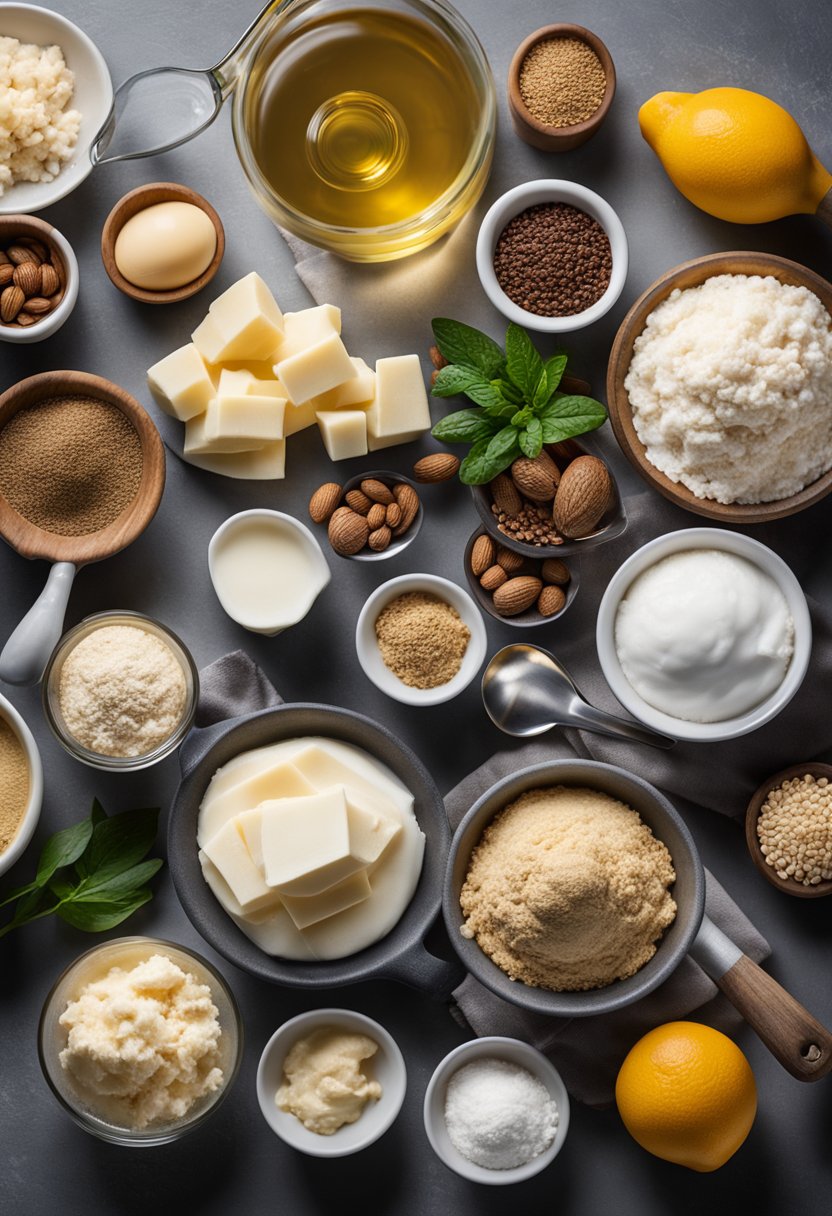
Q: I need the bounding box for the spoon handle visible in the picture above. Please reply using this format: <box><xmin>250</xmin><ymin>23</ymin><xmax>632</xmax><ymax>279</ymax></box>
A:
<box><xmin>567</xmin><ymin>698</ymin><xmax>675</xmax><ymax>749</ymax></box>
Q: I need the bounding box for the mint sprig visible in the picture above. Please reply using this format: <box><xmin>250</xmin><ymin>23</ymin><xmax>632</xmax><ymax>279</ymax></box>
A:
<box><xmin>430</xmin><ymin>318</ymin><xmax>607</xmax><ymax>485</ymax></box>
<box><xmin>0</xmin><ymin>801</ymin><xmax>163</xmax><ymax>937</ymax></box>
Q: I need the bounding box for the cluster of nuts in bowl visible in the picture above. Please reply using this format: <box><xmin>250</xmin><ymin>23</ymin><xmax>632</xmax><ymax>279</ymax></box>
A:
<box><xmin>470</xmin><ymin>532</ymin><xmax>571</xmax><ymax>617</ymax></box>
<box><xmin>309</xmin><ymin>477</ymin><xmax>421</xmax><ymax>556</ymax></box>
<box><xmin>0</xmin><ymin>235</ymin><xmax>65</xmax><ymax>328</ymax></box>
<box><xmin>490</xmin><ymin>450</ymin><xmax>613</xmax><ymax>545</ymax></box>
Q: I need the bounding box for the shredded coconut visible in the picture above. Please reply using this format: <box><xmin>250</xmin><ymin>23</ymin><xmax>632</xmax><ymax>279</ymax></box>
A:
<box><xmin>0</xmin><ymin>36</ymin><xmax>81</xmax><ymax>195</ymax></box>
<box><xmin>58</xmin><ymin>624</ymin><xmax>187</xmax><ymax>757</ymax></box>
<box><xmin>624</xmin><ymin>274</ymin><xmax>832</xmax><ymax>504</ymax></box>
<box><xmin>444</xmin><ymin>1058</ymin><xmax>558</xmax><ymax>1169</ymax></box>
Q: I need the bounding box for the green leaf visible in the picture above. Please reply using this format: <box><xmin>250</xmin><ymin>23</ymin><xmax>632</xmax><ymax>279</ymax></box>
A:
<box><xmin>49</xmin><ymin>875</ymin><xmax>77</xmax><ymax>900</ymax></box>
<box><xmin>430</xmin><ymin>364</ymin><xmax>491</xmax><ymax>399</ymax></box>
<box><xmin>539</xmin><ymin>395</ymin><xmax>608</xmax><ymax>444</ymax></box>
<box><xmin>71</xmin><ymin>858</ymin><xmax>163</xmax><ymax>903</ymax></box>
<box><xmin>8</xmin><ymin>886</ymin><xmax>52</xmax><ymax>927</ymax></box>
<box><xmin>75</xmin><ymin>807</ymin><xmax>159</xmax><ymax>883</ymax></box>
<box><xmin>431</xmin><ymin>318</ymin><xmax>504</xmax><ymax>377</ymax></box>
<box><xmin>532</xmin><ymin>369</ymin><xmax>552</xmax><ymax>411</ymax></box>
<box><xmin>543</xmin><ymin>353</ymin><xmax>568</xmax><ymax>398</ymax></box>
<box><xmin>519</xmin><ymin>418</ymin><xmax>543</xmax><ymax>458</ymax></box>
<box><xmin>432</xmin><ymin>409</ymin><xmax>500</xmax><ymax>444</ymax></box>
<box><xmin>496</xmin><ymin>379</ymin><xmax>523</xmax><ymax>407</ymax></box>
<box><xmin>57</xmin><ymin>888</ymin><xmax>154</xmax><ymax>933</ymax></box>
<box><xmin>0</xmin><ymin>880</ymin><xmax>38</xmax><ymax>909</ymax></box>
<box><xmin>35</xmin><ymin>815</ymin><xmax>96</xmax><ymax>888</ymax></box>
<box><xmin>511</xmin><ymin>408</ymin><xmax>533</xmax><ymax>428</ymax></box>
<box><xmin>484</xmin><ymin>425</ymin><xmax>522</xmax><ymax>470</ymax></box>
<box><xmin>505</xmin><ymin>323</ymin><xmax>544</xmax><ymax>400</ymax></box>
<box><xmin>459</xmin><ymin>437</ymin><xmax>502</xmax><ymax>485</ymax></box>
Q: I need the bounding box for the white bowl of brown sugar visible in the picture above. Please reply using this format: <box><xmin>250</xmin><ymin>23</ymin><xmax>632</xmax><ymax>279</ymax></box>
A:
<box><xmin>0</xmin><ymin>692</ymin><xmax>43</xmax><ymax>878</ymax></box>
<box><xmin>476</xmin><ymin>179</ymin><xmax>628</xmax><ymax>334</ymax></box>
<box><xmin>355</xmin><ymin>574</ymin><xmax>487</xmax><ymax>707</ymax></box>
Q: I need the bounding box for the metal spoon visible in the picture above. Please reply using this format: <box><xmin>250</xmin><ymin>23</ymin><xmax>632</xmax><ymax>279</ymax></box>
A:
<box><xmin>482</xmin><ymin>644</ymin><xmax>675</xmax><ymax>749</ymax></box>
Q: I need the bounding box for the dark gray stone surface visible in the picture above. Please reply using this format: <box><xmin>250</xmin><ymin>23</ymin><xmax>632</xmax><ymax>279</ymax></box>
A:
<box><xmin>1</xmin><ymin>0</ymin><xmax>831</xmax><ymax>1211</ymax></box>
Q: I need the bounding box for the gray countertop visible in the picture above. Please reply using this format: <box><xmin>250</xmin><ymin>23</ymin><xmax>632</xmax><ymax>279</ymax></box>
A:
<box><xmin>2</xmin><ymin>0</ymin><xmax>832</xmax><ymax>1212</ymax></box>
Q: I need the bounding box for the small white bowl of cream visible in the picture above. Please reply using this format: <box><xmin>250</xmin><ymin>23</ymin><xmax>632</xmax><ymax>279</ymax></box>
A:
<box><xmin>596</xmin><ymin>529</ymin><xmax>812</xmax><ymax>742</ymax></box>
<box><xmin>209</xmin><ymin>509</ymin><xmax>331</xmax><ymax>635</ymax></box>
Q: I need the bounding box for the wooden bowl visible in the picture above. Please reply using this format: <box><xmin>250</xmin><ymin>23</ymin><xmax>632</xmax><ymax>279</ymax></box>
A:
<box><xmin>606</xmin><ymin>251</ymin><xmax>832</xmax><ymax>524</ymax></box>
<box><xmin>507</xmin><ymin>24</ymin><xmax>616</xmax><ymax>152</ymax></box>
<box><xmin>745</xmin><ymin>763</ymin><xmax>832</xmax><ymax>899</ymax></box>
<box><xmin>463</xmin><ymin>529</ymin><xmax>579</xmax><ymax>628</ymax></box>
<box><xmin>0</xmin><ymin>370</ymin><xmax>165</xmax><ymax>564</ymax></box>
<box><xmin>101</xmin><ymin>182</ymin><xmax>224</xmax><ymax>304</ymax></box>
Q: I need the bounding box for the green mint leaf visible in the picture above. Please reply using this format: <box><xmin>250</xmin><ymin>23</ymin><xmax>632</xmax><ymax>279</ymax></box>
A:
<box><xmin>543</xmin><ymin>353</ymin><xmax>568</xmax><ymax>398</ymax></box>
<box><xmin>0</xmin><ymin>880</ymin><xmax>38</xmax><ymax>909</ymax></box>
<box><xmin>9</xmin><ymin>886</ymin><xmax>52</xmax><ymax>927</ymax></box>
<box><xmin>459</xmin><ymin>436</ymin><xmax>502</xmax><ymax>485</ymax></box>
<box><xmin>484</xmin><ymin>425</ymin><xmax>522</xmax><ymax>470</ymax></box>
<box><xmin>431</xmin><ymin>318</ymin><xmax>504</xmax><ymax>377</ymax></box>
<box><xmin>511</xmin><ymin>408</ymin><xmax>533</xmax><ymax>428</ymax></box>
<box><xmin>430</xmin><ymin>364</ymin><xmax>491</xmax><ymax>399</ymax></box>
<box><xmin>72</xmin><ymin>858</ymin><xmax>164</xmax><ymax>903</ymax></box>
<box><xmin>49</xmin><ymin>875</ymin><xmax>77</xmax><ymax>900</ymax></box>
<box><xmin>90</xmin><ymin>798</ymin><xmax>107</xmax><ymax>826</ymax></box>
<box><xmin>57</xmin><ymin>889</ymin><xmax>154</xmax><ymax>933</ymax></box>
<box><xmin>76</xmin><ymin>807</ymin><xmax>159</xmax><ymax>883</ymax></box>
<box><xmin>432</xmin><ymin>409</ymin><xmax>500</xmax><ymax>444</ymax></box>
<box><xmin>539</xmin><ymin>395</ymin><xmax>608</xmax><ymax>444</ymax></box>
<box><xmin>496</xmin><ymin>379</ymin><xmax>523</xmax><ymax>407</ymax></box>
<box><xmin>532</xmin><ymin>369</ymin><xmax>552</xmax><ymax>411</ymax></box>
<box><xmin>35</xmin><ymin>815</ymin><xmax>96</xmax><ymax>888</ymax></box>
<box><xmin>466</xmin><ymin>381</ymin><xmax>514</xmax><ymax>416</ymax></box>
<box><xmin>505</xmin><ymin>323</ymin><xmax>544</xmax><ymax>401</ymax></box>
<box><xmin>519</xmin><ymin>418</ymin><xmax>544</xmax><ymax>458</ymax></box>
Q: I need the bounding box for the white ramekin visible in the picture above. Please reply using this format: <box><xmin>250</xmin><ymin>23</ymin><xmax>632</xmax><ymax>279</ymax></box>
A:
<box><xmin>0</xmin><ymin>691</ymin><xmax>43</xmax><ymax>877</ymax></box>
<box><xmin>475</xmin><ymin>179</ymin><xmax>628</xmax><ymax>333</ymax></box>
<box><xmin>596</xmin><ymin>528</ymin><xmax>812</xmax><ymax>743</ymax></box>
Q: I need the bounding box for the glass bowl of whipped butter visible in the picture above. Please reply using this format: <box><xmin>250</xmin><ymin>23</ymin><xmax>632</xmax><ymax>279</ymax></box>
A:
<box><xmin>39</xmin><ymin>937</ymin><xmax>242</xmax><ymax>1146</ymax></box>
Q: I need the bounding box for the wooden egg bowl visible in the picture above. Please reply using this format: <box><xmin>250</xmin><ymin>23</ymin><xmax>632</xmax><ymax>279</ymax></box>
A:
<box><xmin>0</xmin><ymin>370</ymin><xmax>165</xmax><ymax>565</ymax></box>
<box><xmin>101</xmin><ymin>182</ymin><xmax>225</xmax><ymax>304</ymax></box>
<box><xmin>606</xmin><ymin>251</ymin><xmax>832</xmax><ymax>524</ymax></box>
<box><xmin>745</xmin><ymin>762</ymin><xmax>832</xmax><ymax>899</ymax></box>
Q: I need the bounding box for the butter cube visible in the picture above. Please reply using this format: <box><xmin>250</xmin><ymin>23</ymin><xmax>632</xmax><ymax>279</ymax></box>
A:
<box><xmin>316</xmin><ymin>409</ymin><xmax>368</xmax><ymax>461</ymax></box>
<box><xmin>276</xmin><ymin>332</ymin><xmax>357</xmax><ymax>405</ymax></box>
<box><xmin>184</xmin><ymin>409</ymin><xmax>267</xmax><ymax>455</ymax></box>
<box><xmin>291</xmin><ymin>744</ymin><xmax>407</xmax><ymax>816</ymax></box>
<box><xmin>277</xmin><ymin>304</ymin><xmax>341</xmax><ymax>358</ymax></box>
<box><xmin>346</xmin><ymin>795</ymin><xmax>401</xmax><ymax>865</ymax></box>
<box><xmin>281</xmin><ymin>871</ymin><xmax>371</xmax><ymax>930</ymax></box>
<box><xmin>147</xmin><ymin>343</ymin><xmax>215</xmax><ymax>421</ymax></box>
<box><xmin>283</xmin><ymin>398</ymin><xmax>318</xmax><ymax>437</ymax></box>
<box><xmin>191</xmin><ymin>313</ymin><xmax>229</xmax><ymax>366</ymax></box>
<box><xmin>366</xmin><ymin>354</ymin><xmax>431</xmax><ymax>450</ymax></box>
<box><xmin>261</xmin><ymin>788</ymin><xmax>364</xmax><ymax>896</ymax></box>
<box><xmin>199</xmin><ymin>851</ymin><xmax>284</xmax><ymax>925</ymax></box>
<box><xmin>202</xmin><ymin>271</ymin><xmax>285</xmax><ymax>362</ymax></box>
<box><xmin>217</xmin><ymin>367</ymin><xmax>257</xmax><ymax>396</ymax></box>
<box><xmin>201</xmin><ymin>820</ymin><xmax>281</xmax><ymax>916</ymax></box>
<box><xmin>211</xmin><ymin>392</ymin><xmax>286</xmax><ymax>442</ymax></box>
<box><xmin>185</xmin><ymin>441</ymin><xmax>286</xmax><ymax>480</ymax></box>
<box><xmin>205</xmin><ymin>762</ymin><xmax>317</xmax><ymax>846</ymax></box>
<box><xmin>313</xmin><ymin>357</ymin><xmax>376</xmax><ymax>411</ymax></box>
<box><xmin>246</xmin><ymin>377</ymin><xmax>288</xmax><ymax>398</ymax></box>
<box><xmin>218</xmin><ymin>359</ymin><xmax>283</xmax><ymax>383</ymax></box>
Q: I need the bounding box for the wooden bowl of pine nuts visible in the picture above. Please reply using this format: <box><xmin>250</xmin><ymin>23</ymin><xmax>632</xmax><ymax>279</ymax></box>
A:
<box><xmin>745</xmin><ymin>763</ymin><xmax>832</xmax><ymax>899</ymax></box>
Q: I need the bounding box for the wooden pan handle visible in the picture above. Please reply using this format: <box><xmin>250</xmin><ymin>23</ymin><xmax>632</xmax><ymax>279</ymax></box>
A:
<box><xmin>714</xmin><ymin>954</ymin><xmax>832</xmax><ymax>1082</ymax></box>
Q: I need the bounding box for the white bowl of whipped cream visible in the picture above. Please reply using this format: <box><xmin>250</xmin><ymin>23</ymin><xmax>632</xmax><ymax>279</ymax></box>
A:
<box><xmin>596</xmin><ymin>529</ymin><xmax>812</xmax><ymax>742</ymax></box>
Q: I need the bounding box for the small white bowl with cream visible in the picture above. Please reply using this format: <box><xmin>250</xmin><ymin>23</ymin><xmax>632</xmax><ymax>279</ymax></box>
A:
<box><xmin>209</xmin><ymin>509</ymin><xmax>330</xmax><ymax>635</ymax></box>
<box><xmin>596</xmin><ymin>529</ymin><xmax>811</xmax><ymax>742</ymax></box>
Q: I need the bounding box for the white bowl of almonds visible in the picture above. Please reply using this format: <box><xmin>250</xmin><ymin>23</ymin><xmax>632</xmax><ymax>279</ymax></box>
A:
<box><xmin>0</xmin><ymin>214</ymin><xmax>79</xmax><ymax>342</ymax></box>
<box><xmin>308</xmin><ymin>471</ymin><xmax>423</xmax><ymax>562</ymax></box>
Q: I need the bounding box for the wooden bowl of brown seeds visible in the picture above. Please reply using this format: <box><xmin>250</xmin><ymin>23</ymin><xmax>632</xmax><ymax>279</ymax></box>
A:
<box><xmin>463</xmin><ymin>529</ymin><xmax>579</xmax><ymax>628</ymax></box>
<box><xmin>745</xmin><ymin>763</ymin><xmax>832</xmax><ymax>899</ymax></box>
<box><xmin>0</xmin><ymin>214</ymin><xmax>79</xmax><ymax>344</ymax></box>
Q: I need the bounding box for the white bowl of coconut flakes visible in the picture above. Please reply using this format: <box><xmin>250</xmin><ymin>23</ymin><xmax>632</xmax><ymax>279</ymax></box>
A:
<box><xmin>0</xmin><ymin>4</ymin><xmax>112</xmax><ymax>213</ymax></box>
<box><xmin>606</xmin><ymin>251</ymin><xmax>832</xmax><ymax>524</ymax></box>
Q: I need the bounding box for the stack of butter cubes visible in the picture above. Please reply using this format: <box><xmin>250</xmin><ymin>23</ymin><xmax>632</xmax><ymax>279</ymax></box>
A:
<box><xmin>147</xmin><ymin>271</ymin><xmax>432</xmax><ymax>479</ymax></box>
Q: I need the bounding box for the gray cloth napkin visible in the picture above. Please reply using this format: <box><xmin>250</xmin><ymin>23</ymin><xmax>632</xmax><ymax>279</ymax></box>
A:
<box><xmin>195</xmin><ymin>650</ymin><xmax>283</xmax><ymax>726</ymax></box>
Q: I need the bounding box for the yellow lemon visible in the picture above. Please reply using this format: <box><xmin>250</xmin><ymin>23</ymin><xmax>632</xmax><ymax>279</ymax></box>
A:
<box><xmin>615</xmin><ymin>1021</ymin><xmax>757</xmax><ymax>1172</ymax></box>
<box><xmin>639</xmin><ymin>86</ymin><xmax>832</xmax><ymax>223</ymax></box>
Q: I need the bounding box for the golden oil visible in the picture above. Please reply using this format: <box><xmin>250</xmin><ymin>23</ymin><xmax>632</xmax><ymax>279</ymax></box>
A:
<box><xmin>244</xmin><ymin>6</ymin><xmax>484</xmax><ymax>233</ymax></box>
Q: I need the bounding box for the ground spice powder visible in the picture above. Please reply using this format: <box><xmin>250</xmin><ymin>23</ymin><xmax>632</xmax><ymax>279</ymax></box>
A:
<box><xmin>493</xmin><ymin>203</ymin><xmax>612</xmax><ymax>318</ymax></box>
<box><xmin>460</xmin><ymin>786</ymin><xmax>676</xmax><ymax>992</ymax></box>
<box><xmin>519</xmin><ymin>37</ymin><xmax>607</xmax><ymax>128</ymax></box>
<box><xmin>374</xmin><ymin>591</ymin><xmax>470</xmax><ymax>689</ymax></box>
<box><xmin>0</xmin><ymin>395</ymin><xmax>143</xmax><ymax>536</ymax></box>
<box><xmin>0</xmin><ymin>715</ymin><xmax>29</xmax><ymax>854</ymax></box>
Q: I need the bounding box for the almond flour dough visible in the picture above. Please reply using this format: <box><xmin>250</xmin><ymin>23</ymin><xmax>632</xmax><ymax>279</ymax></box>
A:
<box><xmin>459</xmin><ymin>786</ymin><xmax>676</xmax><ymax>992</ymax></box>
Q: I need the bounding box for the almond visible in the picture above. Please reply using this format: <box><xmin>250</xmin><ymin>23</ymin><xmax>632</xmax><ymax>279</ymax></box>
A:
<box><xmin>535</xmin><ymin>449</ymin><xmax>561</xmax><ymax>483</ymax></box>
<box><xmin>553</xmin><ymin>456</ymin><xmax>613</xmax><ymax>539</ymax></box>
<box><xmin>0</xmin><ymin>264</ymin><xmax>13</xmax><ymax>287</ymax></box>
<box><xmin>328</xmin><ymin>507</ymin><xmax>370</xmax><ymax>555</ymax></box>
<box><xmin>385</xmin><ymin>502</ymin><xmax>401</xmax><ymax>528</ymax></box>
<box><xmin>13</xmin><ymin>261</ymin><xmax>41</xmax><ymax>296</ymax></box>
<box><xmin>15</xmin><ymin>312</ymin><xmax>38</xmax><ymax>327</ymax></box>
<box><xmin>368</xmin><ymin>525</ymin><xmax>392</xmax><ymax>552</ymax></box>
<box><xmin>480</xmin><ymin>564</ymin><xmax>508</xmax><ymax>591</ymax></box>
<box><xmin>510</xmin><ymin>456</ymin><xmax>557</xmax><ymax>503</ymax></box>
<box><xmin>412</xmin><ymin>452</ymin><xmax>460</xmax><ymax>483</ymax></box>
<box><xmin>428</xmin><ymin>344</ymin><xmax>448</xmax><ymax>370</ymax></box>
<box><xmin>490</xmin><ymin>473</ymin><xmax>522</xmax><ymax>516</ymax></box>
<box><xmin>430</xmin><ymin>369</ymin><xmax>440</xmax><ymax>388</ymax></box>
<box><xmin>493</xmin><ymin>576</ymin><xmax>543</xmax><ymax>617</ymax></box>
<box><xmin>21</xmin><ymin>296</ymin><xmax>51</xmax><ymax>315</ymax></box>
<box><xmin>392</xmin><ymin>483</ymin><xmax>420</xmax><ymax>535</ymax></box>
<box><xmin>367</xmin><ymin>503</ymin><xmax>387</xmax><ymax>530</ymax></box>
<box><xmin>0</xmin><ymin>285</ymin><xmax>25</xmax><ymax>323</ymax></box>
<box><xmin>308</xmin><ymin>482</ymin><xmax>342</xmax><ymax>524</ymax></box>
<box><xmin>495</xmin><ymin>545</ymin><xmax>524</xmax><ymax>574</ymax></box>
<box><xmin>345</xmin><ymin>489</ymin><xmax>373</xmax><ymax>515</ymax></box>
<box><xmin>40</xmin><ymin>263</ymin><xmax>59</xmax><ymax>297</ymax></box>
<box><xmin>541</xmin><ymin>558</ymin><xmax>571</xmax><ymax>586</ymax></box>
<box><xmin>470</xmin><ymin>534</ymin><xmax>494</xmax><ymax>577</ymax></box>
<box><xmin>5</xmin><ymin>245</ymin><xmax>36</xmax><ymax>266</ymax></box>
<box><xmin>360</xmin><ymin>477</ymin><xmax>394</xmax><ymax>505</ymax></box>
<box><xmin>17</xmin><ymin>236</ymin><xmax>47</xmax><ymax>261</ymax></box>
<box><xmin>538</xmin><ymin>585</ymin><xmax>567</xmax><ymax>617</ymax></box>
